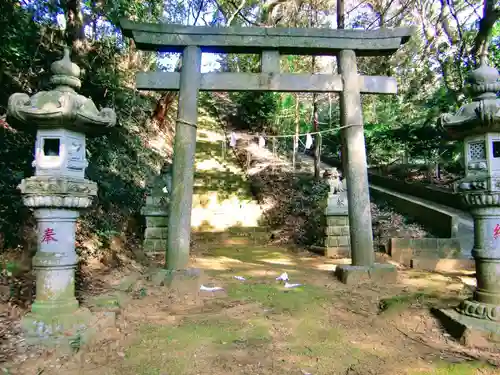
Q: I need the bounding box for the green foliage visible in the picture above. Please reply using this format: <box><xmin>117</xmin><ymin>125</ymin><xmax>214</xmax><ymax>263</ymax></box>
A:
<box><xmin>291</xmin><ymin>174</ymin><xmax>329</xmax><ymax>246</ymax></box>
<box><xmin>0</xmin><ymin>2</ymin><xmax>164</xmax><ymax>253</ymax></box>
<box><xmin>489</xmin><ymin>23</ymin><xmax>500</xmax><ymax>68</ymax></box>
<box><xmin>229</xmin><ymin>91</ymin><xmax>278</xmax><ymax>132</ymax></box>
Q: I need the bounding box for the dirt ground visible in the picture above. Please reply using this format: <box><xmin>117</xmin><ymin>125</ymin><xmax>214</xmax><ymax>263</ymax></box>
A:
<box><xmin>2</xmin><ymin>238</ymin><xmax>499</xmax><ymax>375</ymax></box>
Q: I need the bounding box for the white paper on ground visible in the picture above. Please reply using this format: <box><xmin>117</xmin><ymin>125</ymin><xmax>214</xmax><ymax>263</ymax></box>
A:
<box><xmin>276</xmin><ymin>272</ymin><xmax>289</xmax><ymax>282</ymax></box>
<box><xmin>233</xmin><ymin>276</ymin><xmax>246</xmax><ymax>281</ymax></box>
<box><xmin>200</xmin><ymin>285</ymin><xmax>224</xmax><ymax>292</ymax></box>
<box><xmin>284</xmin><ymin>282</ymin><xmax>302</xmax><ymax>288</ymax></box>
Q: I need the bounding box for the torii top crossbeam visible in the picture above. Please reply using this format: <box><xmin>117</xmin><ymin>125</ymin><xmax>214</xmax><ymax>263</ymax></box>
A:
<box><xmin>120</xmin><ymin>18</ymin><xmax>413</xmax><ymax>57</ymax></box>
<box><xmin>120</xmin><ymin>19</ymin><xmax>414</xmax><ymax>95</ymax></box>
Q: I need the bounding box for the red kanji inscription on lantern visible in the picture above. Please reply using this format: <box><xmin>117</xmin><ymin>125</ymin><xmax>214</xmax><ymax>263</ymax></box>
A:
<box><xmin>41</xmin><ymin>228</ymin><xmax>58</xmax><ymax>243</ymax></box>
<box><xmin>494</xmin><ymin>224</ymin><xmax>500</xmax><ymax>240</ymax></box>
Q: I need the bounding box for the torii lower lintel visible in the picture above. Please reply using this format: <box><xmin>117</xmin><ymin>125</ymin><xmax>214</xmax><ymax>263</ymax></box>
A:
<box><xmin>136</xmin><ymin>72</ymin><xmax>398</xmax><ymax>94</ymax></box>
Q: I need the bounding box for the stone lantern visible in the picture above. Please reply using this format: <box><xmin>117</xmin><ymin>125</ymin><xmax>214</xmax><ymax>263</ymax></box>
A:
<box><xmin>440</xmin><ymin>57</ymin><xmax>500</xmax><ymax>344</ymax></box>
<box><xmin>7</xmin><ymin>48</ymin><xmax>116</xmax><ymax>341</ymax></box>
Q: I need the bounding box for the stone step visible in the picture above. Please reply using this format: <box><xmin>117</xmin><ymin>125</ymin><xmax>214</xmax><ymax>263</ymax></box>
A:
<box><xmin>388</xmin><ymin>237</ymin><xmax>464</xmax><ymax>267</ymax></box>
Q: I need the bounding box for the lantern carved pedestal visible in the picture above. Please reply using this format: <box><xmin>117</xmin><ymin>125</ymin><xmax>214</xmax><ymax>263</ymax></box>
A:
<box><xmin>439</xmin><ymin>59</ymin><xmax>500</xmax><ymax>347</ymax></box>
<box><xmin>7</xmin><ymin>49</ymin><xmax>116</xmax><ymax>346</ymax></box>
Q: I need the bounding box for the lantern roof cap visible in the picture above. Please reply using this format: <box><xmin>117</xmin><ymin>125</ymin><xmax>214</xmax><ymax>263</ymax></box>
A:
<box><xmin>468</xmin><ymin>58</ymin><xmax>500</xmax><ymax>97</ymax></box>
<box><xmin>50</xmin><ymin>48</ymin><xmax>82</xmax><ymax>90</ymax></box>
<box><xmin>6</xmin><ymin>48</ymin><xmax>116</xmax><ymax>134</ymax></box>
<box><xmin>439</xmin><ymin>53</ymin><xmax>500</xmax><ymax>138</ymax></box>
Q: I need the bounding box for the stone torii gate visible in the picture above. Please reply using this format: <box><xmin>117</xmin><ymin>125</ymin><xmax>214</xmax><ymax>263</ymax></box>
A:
<box><xmin>120</xmin><ymin>19</ymin><xmax>413</xmax><ymax>282</ymax></box>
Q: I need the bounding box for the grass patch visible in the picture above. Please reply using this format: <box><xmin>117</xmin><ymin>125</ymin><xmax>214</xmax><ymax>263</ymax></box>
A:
<box><xmin>288</xmin><ymin>318</ymin><xmax>344</xmax><ymax>356</ymax></box>
<box><xmin>124</xmin><ymin>316</ymin><xmax>271</xmax><ymax>375</ymax></box>
<box><xmin>285</xmin><ymin>317</ymin><xmax>386</xmax><ymax>374</ymax></box>
<box><xmin>379</xmin><ymin>291</ymin><xmax>440</xmax><ymax>314</ymax></box>
<box><xmin>226</xmin><ymin>282</ymin><xmax>330</xmax><ymax>315</ymax></box>
<box><xmin>409</xmin><ymin>361</ymin><xmax>497</xmax><ymax>375</ymax></box>
<box><xmin>212</xmin><ymin>245</ymin><xmax>296</xmax><ymax>265</ymax></box>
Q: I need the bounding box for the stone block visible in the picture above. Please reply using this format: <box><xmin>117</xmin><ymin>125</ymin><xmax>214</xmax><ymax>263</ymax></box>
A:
<box><xmin>143</xmin><ymin>239</ymin><xmax>167</xmax><ymax>252</ymax></box>
<box><xmin>389</xmin><ymin>238</ymin><xmax>424</xmax><ymax>265</ymax></box>
<box><xmin>326</xmin><ymin>216</ymin><xmax>349</xmax><ymax>226</ymax></box>
<box><xmin>411</xmin><ymin>238</ymin><xmax>438</xmax><ymax>257</ymax></box>
<box><xmin>436</xmin><ymin>238</ymin><xmax>462</xmax><ymax>258</ymax></box>
<box><xmin>433</xmin><ymin>308</ymin><xmax>500</xmax><ymax>349</ymax></box>
<box><xmin>145</xmin><ymin>227</ymin><xmax>168</xmax><ymax>239</ymax></box>
<box><xmin>326</xmin><ymin>226</ymin><xmax>342</xmax><ymax>236</ymax></box>
<box><xmin>325</xmin><ymin>237</ymin><xmax>338</xmax><ymax>247</ymax></box>
<box><xmin>389</xmin><ymin>237</ymin><xmax>465</xmax><ymax>267</ymax></box>
<box><xmin>145</xmin><ymin>216</ymin><xmax>169</xmax><ymax>227</ymax></box>
<box><xmin>335</xmin><ymin>263</ymin><xmax>397</xmax><ymax>285</ymax></box>
<box><xmin>389</xmin><ymin>238</ymin><xmax>411</xmax><ymax>257</ymax></box>
<box><xmin>338</xmin><ymin>236</ymin><xmax>350</xmax><ymax>247</ymax></box>
<box><xmin>410</xmin><ymin>258</ymin><xmax>475</xmax><ymax>272</ymax></box>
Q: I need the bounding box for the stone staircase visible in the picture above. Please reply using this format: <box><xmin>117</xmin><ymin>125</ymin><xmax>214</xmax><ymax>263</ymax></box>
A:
<box><xmin>190</xmin><ymin>130</ymin><xmax>268</xmax><ymax>245</ymax></box>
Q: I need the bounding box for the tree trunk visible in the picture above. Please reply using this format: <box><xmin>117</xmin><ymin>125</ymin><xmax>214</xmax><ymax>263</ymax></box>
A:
<box><xmin>472</xmin><ymin>0</ymin><xmax>500</xmax><ymax>61</ymax></box>
<box><xmin>62</xmin><ymin>0</ymin><xmax>86</xmax><ymax>51</ymax></box>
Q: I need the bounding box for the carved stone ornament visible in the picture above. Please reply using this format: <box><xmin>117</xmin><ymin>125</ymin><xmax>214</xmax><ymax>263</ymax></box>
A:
<box><xmin>440</xmin><ymin>61</ymin><xmax>500</xmax><ymax>138</ymax></box>
<box><xmin>18</xmin><ymin>176</ymin><xmax>97</xmax><ymax>209</ymax></box>
<box><xmin>141</xmin><ymin>162</ymin><xmax>173</xmax><ymax>218</ymax></box>
<box><xmin>324</xmin><ymin>168</ymin><xmax>344</xmax><ymax>195</ymax></box>
<box><xmin>7</xmin><ymin>48</ymin><xmax>116</xmax><ymax>134</ymax></box>
<box><xmin>457</xmin><ymin>299</ymin><xmax>500</xmax><ymax>322</ymax></box>
<box><xmin>147</xmin><ymin>162</ymin><xmax>173</xmax><ymax>197</ymax></box>
<box><xmin>462</xmin><ymin>191</ymin><xmax>500</xmax><ymax>207</ymax></box>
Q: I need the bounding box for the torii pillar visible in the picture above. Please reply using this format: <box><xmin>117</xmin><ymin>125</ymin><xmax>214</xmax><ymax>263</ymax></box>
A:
<box><xmin>120</xmin><ymin>19</ymin><xmax>413</xmax><ymax>284</ymax></box>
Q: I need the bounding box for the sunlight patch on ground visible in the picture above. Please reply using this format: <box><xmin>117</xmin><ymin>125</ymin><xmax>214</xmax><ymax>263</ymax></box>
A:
<box><xmin>195</xmin><ymin>256</ymin><xmax>248</xmax><ymax>271</ymax></box>
<box><xmin>197</xmin><ymin>128</ymin><xmax>225</xmax><ymax>141</ymax></box>
<box><xmin>458</xmin><ymin>275</ymin><xmax>477</xmax><ymax>287</ymax></box>
<box><xmin>401</xmin><ymin>277</ymin><xmax>452</xmax><ymax>289</ymax></box>
<box><xmin>195</xmin><ymin>158</ymin><xmax>227</xmax><ymax>171</ymax></box>
<box><xmin>312</xmin><ymin>263</ymin><xmax>338</xmax><ymax>272</ymax></box>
